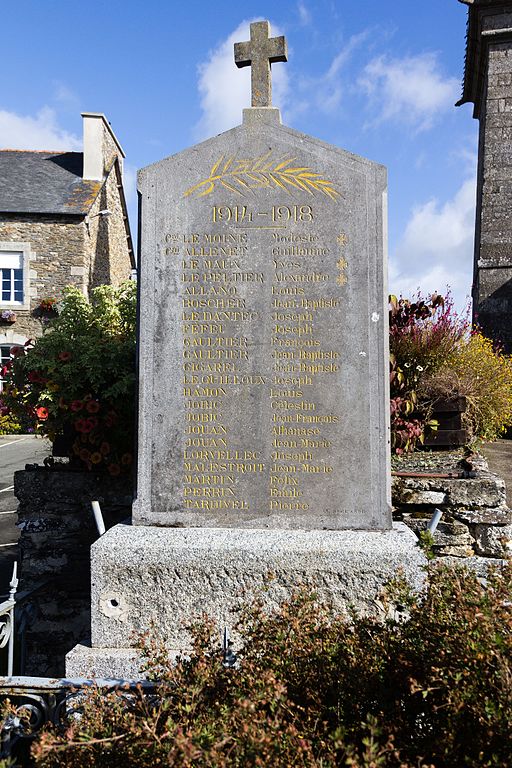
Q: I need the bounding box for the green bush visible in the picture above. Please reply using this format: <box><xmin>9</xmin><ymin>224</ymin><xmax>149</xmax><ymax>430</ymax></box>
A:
<box><xmin>1</xmin><ymin>282</ymin><xmax>136</xmax><ymax>475</ymax></box>
<box><xmin>0</xmin><ymin>411</ymin><xmax>25</xmax><ymax>435</ymax></box>
<box><xmin>30</xmin><ymin>564</ymin><xmax>512</xmax><ymax>767</ymax></box>
<box><xmin>420</xmin><ymin>331</ymin><xmax>512</xmax><ymax>442</ymax></box>
<box><xmin>390</xmin><ymin>291</ymin><xmax>512</xmax><ymax>449</ymax></box>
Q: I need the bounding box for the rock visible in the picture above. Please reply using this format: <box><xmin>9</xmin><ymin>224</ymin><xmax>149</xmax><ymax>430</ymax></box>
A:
<box><xmin>474</xmin><ymin>524</ymin><xmax>512</xmax><ymax>557</ymax></box>
<box><xmin>400</xmin><ymin>490</ymin><xmax>446</xmax><ymax>505</ymax></box>
<box><xmin>392</xmin><ymin>473</ymin><xmax>506</xmax><ymax>508</ymax></box>
<box><xmin>402</xmin><ymin>515</ymin><xmax>472</xmax><ymax>547</ymax></box>
<box><xmin>452</xmin><ymin>507</ymin><xmax>512</xmax><ymax>526</ymax></box>
<box><xmin>445</xmin><ymin>475</ymin><xmax>507</xmax><ymax>507</ymax></box>
<box><xmin>435</xmin><ymin>545</ymin><xmax>475</xmax><ymax>557</ymax></box>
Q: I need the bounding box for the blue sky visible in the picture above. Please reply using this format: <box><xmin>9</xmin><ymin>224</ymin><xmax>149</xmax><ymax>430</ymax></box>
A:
<box><xmin>1</xmin><ymin>1</ymin><xmax>477</xmax><ymax>310</ymax></box>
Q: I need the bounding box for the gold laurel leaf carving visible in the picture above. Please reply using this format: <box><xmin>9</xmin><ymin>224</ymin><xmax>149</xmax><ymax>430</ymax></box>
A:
<box><xmin>183</xmin><ymin>153</ymin><xmax>340</xmax><ymax>199</ymax></box>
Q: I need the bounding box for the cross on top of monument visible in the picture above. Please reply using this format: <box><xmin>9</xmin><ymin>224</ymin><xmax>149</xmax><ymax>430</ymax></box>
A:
<box><xmin>234</xmin><ymin>21</ymin><xmax>288</xmax><ymax>108</ymax></box>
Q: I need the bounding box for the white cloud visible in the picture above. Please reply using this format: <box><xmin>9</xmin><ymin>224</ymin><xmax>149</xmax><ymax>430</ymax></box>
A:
<box><xmin>194</xmin><ymin>20</ymin><xmax>289</xmax><ymax>140</ymax></box>
<box><xmin>297</xmin><ymin>2</ymin><xmax>311</xmax><ymax>25</ymax></box>
<box><xmin>53</xmin><ymin>82</ymin><xmax>80</xmax><ymax>110</ymax></box>
<box><xmin>390</xmin><ymin>176</ymin><xmax>477</xmax><ymax>310</ymax></box>
<box><xmin>359</xmin><ymin>53</ymin><xmax>460</xmax><ymax>131</ymax></box>
<box><xmin>0</xmin><ymin>106</ymin><xmax>81</xmax><ymax>151</ymax></box>
<box><xmin>293</xmin><ymin>30</ymin><xmax>369</xmax><ymax>117</ymax></box>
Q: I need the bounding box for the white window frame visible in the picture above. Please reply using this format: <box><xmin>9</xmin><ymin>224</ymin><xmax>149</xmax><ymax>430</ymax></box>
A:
<box><xmin>0</xmin><ymin>241</ymin><xmax>32</xmax><ymax>311</ymax></box>
<box><xmin>0</xmin><ymin>332</ymin><xmax>27</xmax><ymax>393</ymax></box>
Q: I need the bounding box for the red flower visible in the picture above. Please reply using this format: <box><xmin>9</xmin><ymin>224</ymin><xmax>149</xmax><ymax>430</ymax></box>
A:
<box><xmin>71</xmin><ymin>400</ymin><xmax>83</xmax><ymax>412</ymax></box>
<box><xmin>58</xmin><ymin>351</ymin><xmax>71</xmax><ymax>362</ymax></box>
<box><xmin>86</xmin><ymin>400</ymin><xmax>100</xmax><ymax>414</ymax></box>
<box><xmin>28</xmin><ymin>371</ymin><xmax>43</xmax><ymax>383</ymax></box>
<box><xmin>79</xmin><ymin>448</ymin><xmax>91</xmax><ymax>462</ymax></box>
<box><xmin>100</xmin><ymin>442</ymin><xmax>110</xmax><ymax>456</ymax></box>
<box><xmin>36</xmin><ymin>406</ymin><xmax>49</xmax><ymax>420</ymax></box>
<box><xmin>74</xmin><ymin>418</ymin><xmax>88</xmax><ymax>433</ymax></box>
<box><xmin>108</xmin><ymin>463</ymin><xmax>121</xmax><ymax>477</ymax></box>
<box><xmin>86</xmin><ymin>416</ymin><xmax>98</xmax><ymax>429</ymax></box>
<box><xmin>11</xmin><ymin>347</ymin><xmax>23</xmax><ymax>357</ymax></box>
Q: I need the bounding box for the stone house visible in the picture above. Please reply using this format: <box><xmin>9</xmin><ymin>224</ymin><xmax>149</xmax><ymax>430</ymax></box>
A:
<box><xmin>0</xmin><ymin>112</ymin><xmax>135</xmax><ymax>385</ymax></box>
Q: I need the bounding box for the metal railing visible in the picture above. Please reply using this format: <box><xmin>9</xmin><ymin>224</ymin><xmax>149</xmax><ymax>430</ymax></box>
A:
<box><xmin>0</xmin><ymin>564</ymin><xmax>19</xmax><ymax>677</ymax></box>
<box><xmin>0</xmin><ymin>675</ymin><xmax>156</xmax><ymax>764</ymax></box>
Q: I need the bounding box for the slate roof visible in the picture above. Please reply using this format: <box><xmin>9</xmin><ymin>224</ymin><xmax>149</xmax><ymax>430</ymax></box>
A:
<box><xmin>0</xmin><ymin>150</ymin><xmax>102</xmax><ymax>215</ymax></box>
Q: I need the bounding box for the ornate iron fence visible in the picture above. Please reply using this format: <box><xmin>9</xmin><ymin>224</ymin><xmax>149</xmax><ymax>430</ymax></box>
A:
<box><xmin>0</xmin><ymin>675</ymin><xmax>156</xmax><ymax>764</ymax></box>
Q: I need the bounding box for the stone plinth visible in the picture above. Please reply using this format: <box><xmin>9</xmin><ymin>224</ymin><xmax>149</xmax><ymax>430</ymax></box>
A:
<box><xmin>67</xmin><ymin>522</ymin><xmax>425</xmax><ymax>679</ymax></box>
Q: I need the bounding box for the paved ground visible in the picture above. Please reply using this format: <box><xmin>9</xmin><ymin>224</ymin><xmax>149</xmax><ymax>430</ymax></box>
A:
<box><xmin>480</xmin><ymin>439</ymin><xmax>512</xmax><ymax>506</ymax></box>
<box><xmin>0</xmin><ymin>435</ymin><xmax>51</xmax><ymax>594</ymax></box>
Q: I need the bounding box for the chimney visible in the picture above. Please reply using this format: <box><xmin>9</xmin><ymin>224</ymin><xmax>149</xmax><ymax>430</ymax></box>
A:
<box><xmin>82</xmin><ymin>112</ymin><xmax>125</xmax><ymax>181</ymax></box>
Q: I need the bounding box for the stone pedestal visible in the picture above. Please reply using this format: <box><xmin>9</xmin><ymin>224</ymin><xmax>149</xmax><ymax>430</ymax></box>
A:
<box><xmin>66</xmin><ymin>522</ymin><xmax>425</xmax><ymax>679</ymax></box>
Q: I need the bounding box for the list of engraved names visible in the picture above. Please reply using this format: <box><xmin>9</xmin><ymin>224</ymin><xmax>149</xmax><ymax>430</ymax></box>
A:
<box><xmin>167</xmin><ymin>202</ymin><xmax>346</xmax><ymax>515</ymax></box>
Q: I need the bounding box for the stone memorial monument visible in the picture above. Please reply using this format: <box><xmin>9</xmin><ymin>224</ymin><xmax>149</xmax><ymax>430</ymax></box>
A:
<box><xmin>67</xmin><ymin>21</ymin><xmax>424</xmax><ymax>679</ymax></box>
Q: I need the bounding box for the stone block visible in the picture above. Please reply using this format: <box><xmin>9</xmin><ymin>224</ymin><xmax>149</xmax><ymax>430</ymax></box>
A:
<box><xmin>399</xmin><ymin>489</ymin><xmax>446</xmax><ymax>505</ymax></box>
<box><xmin>402</xmin><ymin>515</ymin><xmax>472</xmax><ymax>546</ymax></box>
<box><xmin>445</xmin><ymin>476</ymin><xmax>506</xmax><ymax>507</ymax></box>
<box><xmin>66</xmin><ymin>645</ymin><xmax>144</xmax><ymax>681</ymax></box>
<box><xmin>453</xmin><ymin>506</ymin><xmax>512</xmax><ymax>526</ymax></box>
<box><xmin>393</xmin><ymin>474</ymin><xmax>506</xmax><ymax>508</ymax></box>
<box><xmin>474</xmin><ymin>524</ymin><xmax>512</xmax><ymax>558</ymax></box>
<box><xmin>401</xmin><ymin>516</ymin><xmax>473</xmax><ymax>557</ymax></box>
<box><xmin>89</xmin><ymin>523</ymin><xmax>426</xmax><ymax>654</ymax></box>
<box><xmin>435</xmin><ymin>544</ymin><xmax>475</xmax><ymax>558</ymax></box>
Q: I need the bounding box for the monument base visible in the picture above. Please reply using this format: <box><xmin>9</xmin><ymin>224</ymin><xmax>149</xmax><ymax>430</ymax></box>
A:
<box><xmin>66</xmin><ymin>523</ymin><xmax>426</xmax><ymax>679</ymax></box>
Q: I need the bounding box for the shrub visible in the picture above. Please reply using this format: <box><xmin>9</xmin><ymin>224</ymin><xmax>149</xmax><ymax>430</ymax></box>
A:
<box><xmin>421</xmin><ymin>331</ymin><xmax>512</xmax><ymax>442</ymax></box>
<box><xmin>389</xmin><ymin>292</ymin><xmax>469</xmax><ymax>452</ymax></box>
<box><xmin>29</xmin><ymin>564</ymin><xmax>512</xmax><ymax>768</ymax></box>
<box><xmin>1</xmin><ymin>282</ymin><xmax>136</xmax><ymax>475</ymax></box>
<box><xmin>0</xmin><ymin>411</ymin><xmax>25</xmax><ymax>436</ymax></box>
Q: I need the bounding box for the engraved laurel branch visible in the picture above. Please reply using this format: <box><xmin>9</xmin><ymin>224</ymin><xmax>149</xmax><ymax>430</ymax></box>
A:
<box><xmin>183</xmin><ymin>152</ymin><xmax>340</xmax><ymax>200</ymax></box>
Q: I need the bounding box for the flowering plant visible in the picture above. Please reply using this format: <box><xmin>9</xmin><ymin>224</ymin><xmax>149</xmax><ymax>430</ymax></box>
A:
<box><xmin>1</xmin><ymin>310</ymin><xmax>16</xmax><ymax>322</ymax></box>
<box><xmin>39</xmin><ymin>297</ymin><xmax>58</xmax><ymax>313</ymax></box>
<box><xmin>2</xmin><ymin>282</ymin><xmax>136</xmax><ymax>475</ymax></box>
<box><xmin>389</xmin><ymin>291</ymin><xmax>470</xmax><ymax>453</ymax></box>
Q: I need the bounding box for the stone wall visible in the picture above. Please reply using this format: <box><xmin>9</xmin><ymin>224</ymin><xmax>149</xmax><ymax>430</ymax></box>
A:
<box><xmin>393</xmin><ymin>456</ymin><xmax>512</xmax><ymax>558</ymax></box>
<box><xmin>469</xmin><ymin>7</ymin><xmax>512</xmax><ymax>351</ymax></box>
<box><xmin>14</xmin><ymin>468</ymin><xmax>132</xmax><ymax>677</ymax></box>
<box><xmin>0</xmin><ymin>214</ymin><xmax>86</xmax><ymax>340</ymax></box>
<box><xmin>86</xmin><ymin>163</ymin><xmax>133</xmax><ymax>289</ymax></box>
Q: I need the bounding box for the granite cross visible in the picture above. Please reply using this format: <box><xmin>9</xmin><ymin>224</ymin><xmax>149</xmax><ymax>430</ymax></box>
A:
<box><xmin>234</xmin><ymin>21</ymin><xmax>288</xmax><ymax>108</ymax></box>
